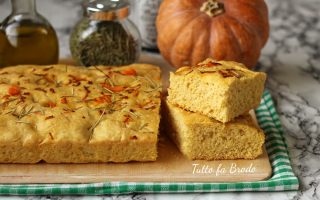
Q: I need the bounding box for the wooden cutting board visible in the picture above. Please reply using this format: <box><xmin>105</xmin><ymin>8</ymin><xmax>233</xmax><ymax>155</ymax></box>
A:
<box><xmin>0</xmin><ymin>55</ymin><xmax>272</xmax><ymax>183</ymax></box>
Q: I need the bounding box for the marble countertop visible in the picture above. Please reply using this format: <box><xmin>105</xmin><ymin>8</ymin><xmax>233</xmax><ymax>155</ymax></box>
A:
<box><xmin>0</xmin><ymin>0</ymin><xmax>320</xmax><ymax>199</ymax></box>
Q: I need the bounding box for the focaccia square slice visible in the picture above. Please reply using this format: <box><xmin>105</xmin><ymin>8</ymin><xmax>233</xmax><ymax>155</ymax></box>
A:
<box><xmin>168</xmin><ymin>59</ymin><xmax>266</xmax><ymax>122</ymax></box>
<box><xmin>164</xmin><ymin>100</ymin><xmax>265</xmax><ymax>160</ymax></box>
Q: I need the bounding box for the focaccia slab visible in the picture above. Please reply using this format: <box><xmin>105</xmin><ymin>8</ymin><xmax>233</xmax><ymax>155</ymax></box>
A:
<box><xmin>0</xmin><ymin>64</ymin><xmax>161</xmax><ymax>163</ymax></box>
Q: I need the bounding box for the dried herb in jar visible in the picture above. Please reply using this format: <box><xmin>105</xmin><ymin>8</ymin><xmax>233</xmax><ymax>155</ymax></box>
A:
<box><xmin>70</xmin><ymin>19</ymin><xmax>139</xmax><ymax>66</ymax></box>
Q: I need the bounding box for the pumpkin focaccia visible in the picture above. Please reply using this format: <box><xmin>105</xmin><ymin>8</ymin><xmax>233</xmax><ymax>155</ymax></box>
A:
<box><xmin>168</xmin><ymin>59</ymin><xmax>266</xmax><ymax>123</ymax></box>
<box><xmin>164</xmin><ymin>100</ymin><xmax>265</xmax><ymax>160</ymax></box>
<box><xmin>0</xmin><ymin>64</ymin><xmax>161</xmax><ymax>163</ymax></box>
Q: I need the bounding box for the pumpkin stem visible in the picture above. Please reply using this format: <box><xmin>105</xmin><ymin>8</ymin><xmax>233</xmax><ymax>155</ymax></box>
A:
<box><xmin>200</xmin><ymin>0</ymin><xmax>225</xmax><ymax>17</ymax></box>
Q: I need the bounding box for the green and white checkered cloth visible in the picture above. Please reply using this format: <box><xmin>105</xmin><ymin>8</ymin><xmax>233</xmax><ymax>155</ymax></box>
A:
<box><xmin>0</xmin><ymin>91</ymin><xmax>299</xmax><ymax>195</ymax></box>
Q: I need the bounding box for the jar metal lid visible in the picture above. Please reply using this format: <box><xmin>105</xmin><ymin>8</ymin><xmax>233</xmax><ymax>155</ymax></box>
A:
<box><xmin>84</xmin><ymin>0</ymin><xmax>130</xmax><ymax>20</ymax></box>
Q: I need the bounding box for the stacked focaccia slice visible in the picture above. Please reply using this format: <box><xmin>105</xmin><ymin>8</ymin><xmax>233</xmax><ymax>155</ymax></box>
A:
<box><xmin>165</xmin><ymin>59</ymin><xmax>267</xmax><ymax>160</ymax></box>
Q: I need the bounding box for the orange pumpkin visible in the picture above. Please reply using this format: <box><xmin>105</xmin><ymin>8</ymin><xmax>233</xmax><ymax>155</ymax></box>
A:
<box><xmin>156</xmin><ymin>0</ymin><xmax>269</xmax><ymax>68</ymax></box>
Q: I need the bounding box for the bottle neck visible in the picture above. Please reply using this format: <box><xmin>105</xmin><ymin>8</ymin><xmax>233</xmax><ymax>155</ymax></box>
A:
<box><xmin>11</xmin><ymin>0</ymin><xmax>36</xmax><ymax>15</ymax></box>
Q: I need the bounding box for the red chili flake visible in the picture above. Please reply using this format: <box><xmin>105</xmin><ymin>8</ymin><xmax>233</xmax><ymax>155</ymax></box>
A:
<box><xmin>206</xmin><ymin>61</ymin><xmax>222</xmax><ymax>67</ymax></box>
<box><xmin>123</xmin><ymin>114</ymin><xmax>132</xmax><ymax>125</ymax></box>
<box><xmin>33</xmin><ymin>111</ymin><xmax>43</xmax><ymax>115</ymax></box>
<box><xmin>8</xmin><ymin>85</ymin><xmax>21</xmax><ymax>96</ymax></box>
<box><xmin>101</xmin><ymin>83</ymin><xmax>125</xmax><ymax>92</ymax></box>
<box><xmin>120</xmin><ymin>68</ymin><xmax>137</xmax><ymax>76</ymax></box>
<box><xmin>95</xmin><ymin>95</ymin><xmax>111</xmax><ymax>104</ymax></box>
<box><xmin>60</xmin><ymin>97</ymin><xmax>68</xmax><ymax>104</ymax></box>
<box><xmin>49</xmin><ymin>88</ymin><xmax>55</xmax><ymax>93</ymax></box>
<box><xmin>68</xmin><ymin>75</ymin><xmax>86</xmax><ymax>82</ymax></box>
<box><xmin>45</xmin><ymin>115</ymin><xmax>55</xmax><ymax>120</ymax></box>
<box><xmin>23</xmin><ymin>92</ymin><xmax>30</xmax><ymax>95</ymax></box>
<box><xmin>46</xmin><ymin>101</ymin><xmax>56</xmax><ymax>108</ymax></box>
<box><xmin>88</xmin><ymin>81</ymin><xmax>93</xmax><ymax>85</ymax></box>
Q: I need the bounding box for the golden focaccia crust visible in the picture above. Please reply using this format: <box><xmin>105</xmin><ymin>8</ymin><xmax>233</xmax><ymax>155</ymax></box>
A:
<box><xmin>168</xmin><ymin>58</ymin><xmax>267</xmax><ymax>122</ymax></box>
<box><xmin>0</xmin><ymin>64</ymin><xmax>162</xmax><ymax>163</ymax></box>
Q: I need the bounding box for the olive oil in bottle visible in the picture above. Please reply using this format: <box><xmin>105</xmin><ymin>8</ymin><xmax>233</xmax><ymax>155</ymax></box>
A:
<box><xmin>0</xmin><ymin>0</ymin><xmax>59</xmax><ymax>67</ymax></box>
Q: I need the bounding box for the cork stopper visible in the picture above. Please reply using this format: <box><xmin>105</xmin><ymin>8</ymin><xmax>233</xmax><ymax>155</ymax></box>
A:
<box><xmin>90</xmin><ymin>7</ymin><xmax>129</xmax><ymax>20</ymax></box>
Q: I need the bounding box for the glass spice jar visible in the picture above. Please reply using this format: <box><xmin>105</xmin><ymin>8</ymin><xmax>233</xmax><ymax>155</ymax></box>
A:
<box><xmin>70</xmin><ymin>0</ymin><xmax>141</xmax><ymax>67</ymax></box>
<box><xmin>0</xmin><ymin>0</ymin><xmax>59</xmax><ymax>67</ymax></box>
